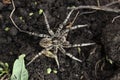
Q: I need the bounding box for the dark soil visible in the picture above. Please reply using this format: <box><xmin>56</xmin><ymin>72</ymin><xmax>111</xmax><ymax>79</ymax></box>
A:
<box><xmin>0</xmin><ymin>0</ymin><xmax>120</xmax><ymax>80</ymax></box>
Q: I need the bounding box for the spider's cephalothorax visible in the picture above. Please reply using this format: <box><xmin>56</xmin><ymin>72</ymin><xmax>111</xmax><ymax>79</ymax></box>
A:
<box><xmin>10</xmin><ymin>0</ymin><xmax>95</xmax><ymax>68</ymax></box>
<box><xmin>39</xmin><ymin>36</ymin><xmax>68</xmax><ymax>48</ymax></box>
<box><xmin>39</xmin><ymin>38</ymin><xmax>52</xmax><ymax>48</ymax></box>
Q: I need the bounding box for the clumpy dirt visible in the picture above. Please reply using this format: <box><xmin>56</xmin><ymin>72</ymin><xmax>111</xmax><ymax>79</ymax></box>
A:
<box><xmin>0</xmin><ymin>0</ymin><xmax>120</xmax><ymax>80</ymax></box>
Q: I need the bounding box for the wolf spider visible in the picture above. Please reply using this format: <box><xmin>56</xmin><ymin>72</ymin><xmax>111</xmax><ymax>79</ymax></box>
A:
<box><xmin>10</xmin><ymin>0</ymin><xmax>95</xmax><ymax>68</ymax></box>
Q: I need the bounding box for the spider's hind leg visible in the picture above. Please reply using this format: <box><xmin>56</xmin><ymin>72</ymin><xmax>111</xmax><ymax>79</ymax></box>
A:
<box><xmin>59</xmin><ymin>46</ymin><xmax>82</xmax><ymax>63</ymax></box>
<box><xmin>66</xmin><ymin>53</ymin><xmax>82</xmax><ymax>62</ymax></box>
<box><xmin>10</xmin><ymin>0</ymin><xmax>50</xmax><ymax>38</ymax></box>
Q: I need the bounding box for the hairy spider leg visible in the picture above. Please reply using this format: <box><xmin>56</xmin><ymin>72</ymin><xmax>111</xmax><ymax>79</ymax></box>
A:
<box><xmin>66</xmin><ymin>11</ymin><xmax>80</xmax><ymax>28</ymax></box>
<box><xmin>63</xmin><ymin>10</ymin><xmax>74</xmax><ymax>25</ymax></box>
<box><xmin>55</xmin><ymin>10</ymin><xmax>74</xmax><ymax>36</ymax></box>
<box><xmin>53</xmin><ymin>46</ymin><xmax>59</xmax><ymax>68</ymax></box>
<box><xmin>43</xmin><ymin>12</ymin><xmax>54</xmax><ymax>36</ymax></box>
<box><xmin>27</xmin><ymin>46</ymin><xmax>60</xmax><ymax>68</ymax></box>
<box><xmin>66</xmin><ymin>43</ymin><xmax>95</xmax><ymax>48</ymax></box>
<box><xmin>69</xmin><ymin>24</ymin><xmax>88</xmax><ymax>30</ymax></box>
<box><xmin>27</xmin><ymin>44</ymin><xmax>53</xmax><ymax>64</ymax></box>
<box><xmin>42</xmin><ymin>49</ymin><xmax>59</xmax><ymax>68</ymax></box>
<box><xmin>27</xmin><ymin>51</ymin><xmax>43</xmax><ymax>66</ymax></box>
<box><xmin>10</xmin><ymin>0</ymin><xmax>50</xmax><ymax>38</ymax></box>
<box><xmin>59</xmin><ymin>46</ymin><xmax>82</xmax><ymax>62</ymax></box>
<box><xmin>66</xmin><ymin>53</ymin><xmax>82</xmax><ymax>62</ymax></box>
<box><xmin>53</xmin><ymin>55</ymin><xmax>59</xmax><ymax>68</ymax></box>
<box><xmin>61</xmin><ymin>24</ymin><xmax>88</xmax><ymax>37</ymax></box>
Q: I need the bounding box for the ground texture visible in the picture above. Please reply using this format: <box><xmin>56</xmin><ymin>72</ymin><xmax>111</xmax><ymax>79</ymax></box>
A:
<box><xmin>0</xmin><ymin>0</ymin><xmax>120</xmax><ymax>80</ymax></box>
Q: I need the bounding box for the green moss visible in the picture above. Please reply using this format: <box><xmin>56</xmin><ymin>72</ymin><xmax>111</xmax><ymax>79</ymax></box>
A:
<box><xmin>39</xmin><ymin>9</ymin><xmax>43</xmax><ymax>15</ymax></box>
<box><xmin>4</xmin><ymin>27</ymin><xmax>10</xmax><ymax>31</ymax></box>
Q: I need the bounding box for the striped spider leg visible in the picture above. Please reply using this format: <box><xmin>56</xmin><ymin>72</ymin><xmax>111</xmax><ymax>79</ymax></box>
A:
<box><xmin>57</xmin><ymin>26</ymin><xmax>95</xmax><ymax>65</ymax></box>
<box><xmin>10</xmin><ymin>0</ymin><xmax>50</xmax><ymax>38</ymax></box>
<box><xmin>59</xmin><ymin>24</ymin><xmax>95</xmax><ymax>61</ymax></box>
<box><xmin>55</xmin><ymin>10</ymin><xmax>74</xmax><ymax>37</ymax></box>
<box><xmin>56</xmin><ymin>12</ymin><xmax>95</xmax><ymax>63</ymax></box>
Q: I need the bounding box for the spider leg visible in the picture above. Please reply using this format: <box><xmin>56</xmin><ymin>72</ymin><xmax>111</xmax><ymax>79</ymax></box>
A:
<box><xmin>27</xmin><ymin>51</ymin><xmax>43</xmax><ymax>66</ymax></box>
<box><xmin>66</xmin><ymin>43</ymin><xmax>95</xmax><ymax>48</ymax></box>
<box><xmin>68</xmin><ymin>24</ymin><xmax>88</xmax><ymax>31</ymax></box>
<box><xmin>59</xmin><ymin>46</ymin><xmax>82</xmax><ymax>62</ymax></box>
<box><xmin>10</xmin><ymin>0</ymin><xmax>50</xmax><ymax>38</ymax></box>
<box><xmin>27</xmin><ymin>49</ymin><xmax>60</xmax><ymax>68</ymax></box>
<box><xmin>43</xmin><ymin>48</ymin><xmax>59</xmax><ymax>68</ymax></box>
<box><xmin>27</xmin><ymin>45</ymin><xmax>54</xmax><ymax>65</ymax></box>
<box><xmin>52</xmin><ymin>46</ymin><xmax>59</xmax><ymax>68</ymax></box>
<box><xmin>53</xmin><ymin>46</ymin><xmax>59</xmax><ymax>61</ymax></box>
<box><xmin>66</xmin><ymin>53</ymin><xmax>82</xmax><ymax>62</ymax></box>
<box><xmin>61</xmin><ymin>24</ymin><xmax>88</xmax><ymax>37</ymax></box>
<box><xmin>55</xmin><ymin>10</ymin><xmax>74</xmax><ymax>36</ymax></box>
<box><xmin>43</xmin><ymin>12</ymin><xmax>54</xmax><ymax>36</ymax></box>
<box><xmin>63</xmin><ymin>10</ymin><xmax>74</xmax><ymax>25</ymax></box>
<box><xmin>54</xmin><ymin>55</ymin><xmax>59</xmax><ymax>68</ymax></box>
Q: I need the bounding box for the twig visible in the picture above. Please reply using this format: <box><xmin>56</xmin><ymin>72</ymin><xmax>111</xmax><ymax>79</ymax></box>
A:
<box><xmin>10</xmin><ymin>0</ymin><xmax>21</xmax><ymax>31</ymax></box>
<box><xmin>68</xmin><ymin>5</ymin><xmax>120</xmax><ymax>13</ymax></box>
<box><xmin>67</xmin><ymin>1</ymin><xmax>120</xmax><ymax>13</ymax></box>
<box><xmin>104</xmin><ymin>1</ymin><xmax>120</xmax><ymax>7</ymax></box>
<box><xmin>79</xmin><ymin>10</ymin><xmax>97</xmax><ymax>16</ymax></box>
<box><xmin>95</xmin><ymin>59</ymin><xmax>102</xmax><ymax>78</ymax></box>
<box><xmin>66</xmin><ymin>10</ymin><xmax>96</xmax><ymax>28</ymax></box>
<box><xmin>112</xmin><ymin>15</ymin><xmax>120</xmax><ymax>23</ymax></box>
<box><xmin>71</xmin><ymin>11</ymin><xmax>79</xmax><ymax>26</ymax></box>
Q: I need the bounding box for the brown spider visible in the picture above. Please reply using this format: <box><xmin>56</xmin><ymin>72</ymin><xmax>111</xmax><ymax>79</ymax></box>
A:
<box><xmin>10</xmin><ymin>0</ymin><xmax>95</xmax><ymax>68</ymax></box>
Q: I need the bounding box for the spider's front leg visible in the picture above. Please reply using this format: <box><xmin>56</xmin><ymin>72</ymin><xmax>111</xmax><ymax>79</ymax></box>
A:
<box><xmin>27</xmin><ymin>48</ymin><xmax>60</xmax><ymax>68</ymax></box>
<box><xmin>43</xmin><ymin>12</ymin><xmax>54</xmax><ymax>36</ymax></box>
<box><xmin>55</xmin><ymin>10</ymin><xmax>74</xmax><ymax>36</ymax></box>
